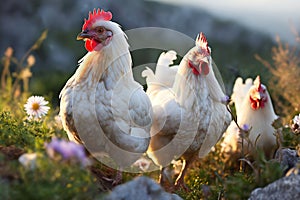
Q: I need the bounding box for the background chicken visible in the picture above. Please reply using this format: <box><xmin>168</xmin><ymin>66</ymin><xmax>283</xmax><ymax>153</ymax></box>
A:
<box><xmin>142</xmin><ymin>33</ymin><xmax>231</xmax><ymax>190</ymax></box>
<box><xmin>221</xmin><ymin>76</ymin><xmax>278</xmax><ymax>161</ymax></box>
<box><xmin>59</xmin><ymin>9</ymin><xmax>153</xmax><ymax>183</ymax></box>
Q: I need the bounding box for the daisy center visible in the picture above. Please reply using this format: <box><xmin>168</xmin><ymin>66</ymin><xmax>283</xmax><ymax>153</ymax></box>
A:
<box><xmin>31</xmin><ymin>102</ymin><xmax>40</xmax><ymax>111</ymax></box>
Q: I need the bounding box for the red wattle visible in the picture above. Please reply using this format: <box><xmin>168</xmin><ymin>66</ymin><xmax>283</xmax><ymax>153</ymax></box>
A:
<box><xmin>85</xmin><ymin>39</ymin><xmax>99</xmax><ymax>52</ymax></box>
<box><xmin>201</xmin><ymin>62</ymin><xmax>210</xmax><ymax>75</ymax></box>
<box><xmin>188</xmin><ymin>61</ymin><xmax>200</xmax><ymax>75</ymax></box>
<box><xmin>250</xmin><ymin>96</ymin><xmax>260</xmax><ymax>110</ymax></box>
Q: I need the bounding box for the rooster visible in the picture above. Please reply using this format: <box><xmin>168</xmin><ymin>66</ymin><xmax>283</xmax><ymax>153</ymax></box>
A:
<box><xmin>221</xmin><ymin>76</ymin><xmax>278</xmax><ymax>160</ymax></box>
<box><xmin>59</xmin><ymin>9</ymin><xmax>153</xmax><ymax>184</ymax></box>
<box><xmin>142</xmin><ymin>33</ymin><xmax>231</xmax><ymax>190</ymax></box>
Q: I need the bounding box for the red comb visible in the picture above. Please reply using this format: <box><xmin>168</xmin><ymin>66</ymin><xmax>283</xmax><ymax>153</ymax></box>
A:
<box><xmin>254</xmin><ymin>76</ymin><xmax>262</xmax><ymax>90</ymax></box>
<box><xmin>196</xmin><ymin>32</ymin><xmax>211</xmax><ymax>56</ymax></box>
<box><xmin>82</xmin><ymin>8</ymin><xmax>112</xmax><ymax>30</ymax></box>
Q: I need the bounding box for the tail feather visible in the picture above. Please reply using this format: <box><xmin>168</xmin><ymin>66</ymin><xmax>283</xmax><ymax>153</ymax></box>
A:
<box><xmin>141</xmin><ymin>67</ymin><xmax>155</xmax><ymax>83</ymax></box>
<box><xmin>231</xmin><ymin>77</ymin><xmax>253</xmax><ymax>115</ymax></box>
<box><xmin>156</xmin><ymin>50</ymin><xmax>177</xmax><ymax>71</ymax></box>
<box><xmin>142</xmin><ymin>50</ymin><xmax>178</xmax><ymax>89</ymax></box>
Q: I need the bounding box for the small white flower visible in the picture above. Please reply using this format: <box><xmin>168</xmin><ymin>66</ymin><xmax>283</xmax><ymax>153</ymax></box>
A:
<box><xmin>24</xmin><ymin>96</ymin><xmax>50</xmax><ymax>119</ymax></box>
<box><xmin>293</xmin><ymin>114</ymin><xmax>300</xmax><ymax>126</ymax></box>
<box><xmin>133</xmin><ymin>157</ymin><xmax>151</xmax><ymax>172</ymax></box>
<box><xmin>292</xmin><ymin>114</ymin><xmax>300</xmax><ymax>133</ymax></box>
<box><xmin>19</xmin><ymin>153</ymin><xmax>37</xmax><ymax>170</ymax></box>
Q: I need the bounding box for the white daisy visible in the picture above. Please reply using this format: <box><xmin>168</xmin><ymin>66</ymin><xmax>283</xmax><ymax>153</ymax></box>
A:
<box><xmin>24</xmin><ymin>96</ymin><xmax>50</xmax><ymax>119</ymax></box>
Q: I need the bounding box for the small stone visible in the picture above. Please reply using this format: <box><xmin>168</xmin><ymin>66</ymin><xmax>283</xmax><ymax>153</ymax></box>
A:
<box><xmin>274</xmin><ymin>148</ymin><xmax>300</xmax><ymax>173</ymax></box>
<box><xmin>104</xmin><ymin>176</ymin><xmax>183</xmax><ymax>200</ymax></box>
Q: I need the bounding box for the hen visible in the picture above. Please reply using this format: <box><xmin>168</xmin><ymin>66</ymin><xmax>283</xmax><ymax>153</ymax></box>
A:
<box><xmin>221</xmin><ymin>76</ymin><xmax>278</xmax><ymax>160</ymax></box>
<box><xmin>142</xmin><ymin>33</ymin><xmax>231</xmax><ymax>190</ymax></box>
<box><xmin>59</xmin><ymin>9</ymin><xmax>152</xmax><ymax>183</ymax></box>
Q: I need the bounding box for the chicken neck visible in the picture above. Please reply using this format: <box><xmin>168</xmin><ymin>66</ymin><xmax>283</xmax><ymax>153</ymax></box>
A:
<box><xmin>172</xmin><ymin>58</ymin><xmax>209</xmax><ymax>109</ymax></box>
<box><xmin>73</xmin><ymin>34</ymin><xmax>132</xmax><ymax>86</ymax></box>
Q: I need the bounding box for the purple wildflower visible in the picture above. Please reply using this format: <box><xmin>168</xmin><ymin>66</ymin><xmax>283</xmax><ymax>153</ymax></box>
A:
<box><xmin>45</xmin><ymin>138</ymin><xmax>90</xmax><ymax>166</ymax></box>
<box><xmin>221</xmin><ymin>95</ymin><xmax>230</xmax><ymax>104</ymax></box>
<box><xmin>242</xmin><ymin>124</ymin><xmax>250</xmax><ymax>132</ymax></box>
<box><xmin>238</xmin><ymin>124</ymin><xmax>250</xmax><ymax>138</ymax></box>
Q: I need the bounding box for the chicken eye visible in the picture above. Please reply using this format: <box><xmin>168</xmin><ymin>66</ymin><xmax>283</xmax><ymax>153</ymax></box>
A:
<box><xmin>96</xmin><ymin>27</ymin><xmax>105</xmax><ymax>33</ymax></box>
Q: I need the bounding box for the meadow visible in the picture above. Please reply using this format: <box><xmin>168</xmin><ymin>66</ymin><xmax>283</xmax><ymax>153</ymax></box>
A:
<box><xmin>0</xmin><ymin>30</ymin><xmax>299</xmax><ymax>200</ymax></box>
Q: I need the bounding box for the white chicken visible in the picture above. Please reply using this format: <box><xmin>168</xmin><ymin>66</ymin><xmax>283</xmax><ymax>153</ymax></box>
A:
<box><xmin>142</xmin><ymin>33</ymin><xmax>231</xmax><ymax>190</ymax></box>
<box><xmin>59</xmin><ymin>9</ymin><xmax>152</xmax><ymax>183</ymax></box>
<box><xmin>221</xmin><ymin>76</ymin><xmax>278</xmax><ymax>160</ymax></box>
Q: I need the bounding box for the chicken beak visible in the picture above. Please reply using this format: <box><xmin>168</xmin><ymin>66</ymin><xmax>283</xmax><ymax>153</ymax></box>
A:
<box><xmin>253</xmin><ymin>92</ymin><xmax>261</xmax><ymax>100</ymax></box>
<box><xmin>201</xmin><ymin>56</ymin><xmax>209</xmax><ymax>63</ymax></box>
<box><xmin>77</xmin><ymin>30</ymin><xmax>92</xmax><ymax>40</ymax></box>
<box><xmin>199</xmin><ymin>56</ymin><xmax>210</xmax><ymax>75</ymax></box>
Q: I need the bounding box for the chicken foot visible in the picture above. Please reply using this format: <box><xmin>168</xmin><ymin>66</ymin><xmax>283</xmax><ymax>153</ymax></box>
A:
<box><xmin>174</xmin><ymin>159</ymin><xmax>191</xmax><ymax>192</ymax></box>
<box><xmin>112</xmin><ymin>169</ymin><xmax>123</xmax><ymax>186</ymax></box>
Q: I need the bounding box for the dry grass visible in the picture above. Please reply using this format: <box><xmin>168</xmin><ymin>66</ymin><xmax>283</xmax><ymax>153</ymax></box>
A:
<box><xmin>256</xmin><ymin>35</ymin><xmax>300</xmax><ymax>122</ymax></box>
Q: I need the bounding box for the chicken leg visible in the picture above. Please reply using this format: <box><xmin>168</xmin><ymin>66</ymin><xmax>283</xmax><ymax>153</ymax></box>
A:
<box><xmin>112</xmin><ymin>170</ymin><xmax>122</xmax><ymax>186</ymax></box>
<box><xmin>174</xmin><ymin>159</ymin><xmax>191</xmax><ymax>191</ymax></box>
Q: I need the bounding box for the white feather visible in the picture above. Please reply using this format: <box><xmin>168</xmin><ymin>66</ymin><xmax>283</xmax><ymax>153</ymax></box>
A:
<box><xmin>143</xmin><ymin>46</ymin><xmax>230</xmax><ymax>167</ymax></box>
<box><xmin>221</xmin><ymin>76</ymin><xmax>278</xmax><ymax>159</ymax></box>
<box><xmin>60</xmin><ymin>20</ymin><xmax>152</xmax><ymax>168</ymax></box>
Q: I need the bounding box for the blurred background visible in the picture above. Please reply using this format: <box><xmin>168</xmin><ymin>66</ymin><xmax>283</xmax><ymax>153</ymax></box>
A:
<box><xmin>0</xmin><ymin>0</ymin><xmax>299</xmax><ymax>118</ymax></box>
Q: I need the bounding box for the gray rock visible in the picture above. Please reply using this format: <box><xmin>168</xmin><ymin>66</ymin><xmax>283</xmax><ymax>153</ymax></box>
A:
<box><xmin>248</xmin><ymin>174</ymin><xmax>300</xmax><ymax>200</ymax></box>
<box><xmin>104</xmin><ymin>176</ymin><xmax>182</xmax><ymax>200</ymax></box>
<box><xmin>275</xmin><ymin>148</ymin><xmax>300</xmax><ymax>173</ymax></box>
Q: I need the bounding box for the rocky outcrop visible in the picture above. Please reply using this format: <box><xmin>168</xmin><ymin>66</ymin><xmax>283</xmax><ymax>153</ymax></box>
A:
<box><xmin>105</xmin><ymin>176</ymin><xmax>182</xmax><ymax>200</ymax></box>
<box><xmin>275</xmin><ymin>148</ymin><xmax>300</xmax><ymax>173</ymax></box>
<box><xmin>248</xmin><ymin>174</ymin><xmax>300</xmax><ymax>200</ymax></box>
